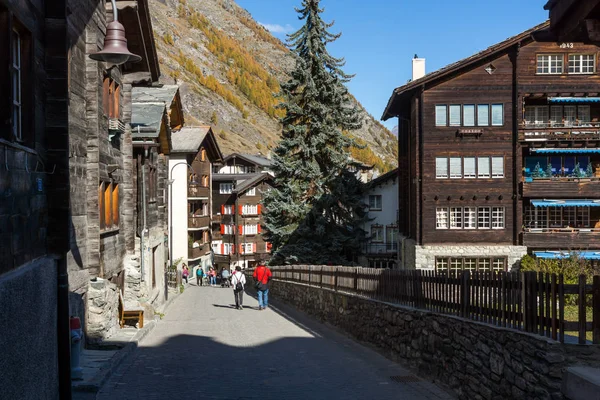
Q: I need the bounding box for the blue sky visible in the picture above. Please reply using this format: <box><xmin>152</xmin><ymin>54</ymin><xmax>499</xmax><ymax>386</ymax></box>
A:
<box><xmin>236</xmin><ymin>0</ymin><xmax>550</xmax><ymax>130</ymax></box>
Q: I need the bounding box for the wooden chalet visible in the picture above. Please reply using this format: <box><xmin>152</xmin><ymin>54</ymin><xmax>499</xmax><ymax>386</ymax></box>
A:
<box><xmin>211</xmin><ymin>154</ymin><xmax>274</xmax><ymax>270</ymax></box>
<box><xmin>536</xmin><ymin>0</ymin><xmax>600</xmax><ymax>43</ymax></box>
<box><xmin>383</xmin><ymin>21</ymin><xmax>600</xmax><ymax>271</ymax></box>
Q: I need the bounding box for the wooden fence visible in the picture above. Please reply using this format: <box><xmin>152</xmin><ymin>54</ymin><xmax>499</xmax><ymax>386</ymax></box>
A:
<box><xmin>270</xmin><ymin>266</ymin><xmax>600</xmax><ymax>345</ymax></box>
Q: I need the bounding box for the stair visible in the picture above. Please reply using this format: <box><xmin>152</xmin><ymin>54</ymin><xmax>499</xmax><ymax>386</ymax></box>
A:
<box><xmin>562</xmin><ymin>367</ymin><xmax>600</xmax><ymax>400</ymax></box>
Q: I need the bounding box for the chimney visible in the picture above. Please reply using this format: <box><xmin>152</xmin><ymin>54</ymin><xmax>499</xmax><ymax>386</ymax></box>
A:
<box><xmin>412</xmin><ymin>54</ymin><xmax>425</xmax><ymax>81</ymax></box>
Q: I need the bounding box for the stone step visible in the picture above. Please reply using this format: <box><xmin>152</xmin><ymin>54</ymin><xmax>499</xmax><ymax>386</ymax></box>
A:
<box><xmin>562</xmin><ymin>366</ymin><xmax>600</xmax><ymax>400</ymax></box>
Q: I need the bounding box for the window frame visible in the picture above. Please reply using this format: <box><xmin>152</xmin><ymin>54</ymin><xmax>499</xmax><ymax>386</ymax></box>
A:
<box><xmin>463</xmin><ymin>157</ymin><xmax>476</xmax><ymax>179</ymax></box>
<box><xmin>492</xmin><ymin>207</ymin><xmax>505</xmax><ymax>229</ymax></box>
<box><xmin>568</xmin><ymin>54</ymin><xmax>596</xmax><ymax>74</ymax></box>
<box><xmin>370</xmin><ymin>225</ymin><xmax>384</xmax><ymax>242</ymax></box>
<box><xmin>435</xmin><ymin>157</ymin><xmax>448</xmax><ymax>179</ymax></box>
<box><xmin>477</xmin><ymin>104</ymin><xmax>489</xmax><ymax>126</ymax></box>
<box><xmin>477</xmin><ymin>157</ymin><xmax>491</xmax><ymax>178</ymax></box>
<box><xmin>99</xmin><ymin>181</ymin><xmax>120</xmax><ymax>232</ymax></box>
<box><xmin>463</xmin><ymin>104</ymin><xmax>475</xmax><ymax>127</ymax></box>
<box><xmin>436</xmin><ymin>207</ymin><xmax>449</xmax><ymax>229</ymax></box>
<box><xmin>435</xmin><ymin>256</ymin><xmax>507</xmax><ymax>274</ymax></box>
<box><xmin>246</xmin><ymin>187</ymin><xmax>256</xmax><ymax>196</ymax></box>
<box><xmin>449</xmin><ymin>104</ymin><xmax>461</xmax><ymax>127</ymax></box>
<box><xmin>491</xmin><ymin>104</ymin><xmax>504</xmax><ymax>126</ymax></box>
<box><xmin>491</xmin><ymin>156</ymin><xmax>504</xmax><ymax>179</ymax></box>
<box><xmin>219</xmin><ymin>183</ymin><xmax>233</xmax><ymax>194</ymax></box>
<box><xmin>536</xmin><ymin>54</ymin><xmax>564</xmax><ymax>75</ymax></box>
<box><xmin>478</xmin><ymin>207</ymin><xmax>491</xmax><ymax>229</ymax></box>
<box><xmin>435</xmin><ymin>105</ymin><xmax>448</xmax><ymax>126</ymax></box>
<box><xmin>369</xmin><ymin>194</ymin><xmax>382</xmax><ymax>211</ymax></box>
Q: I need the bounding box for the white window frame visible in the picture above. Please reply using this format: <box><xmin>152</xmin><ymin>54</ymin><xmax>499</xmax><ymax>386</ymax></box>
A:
<box><xmin>12</xmin><ymin>29</ymin><xmax>22</xmax><ymax>141</ymax></box>
<box><xmin>435</xmin><ymin>157</ymin><xmax>448</xmax><ymax>179</ymax></box>
<box><xmin>492</xmin><ymin>207</ymin><xmax>505</xmax><ymax>229</ymax></box>
<box><xmin>463</xmin><ymin>157</ymin><xmax>476</xmax><ymax>179</ymax></box>
<box><xmin>242</xmin><ymin>204</ymin><xmax>258</xmax><ymax>215</ymax></box>
<box><xmin>223</xmin><ymin>243</ymin><xmax>232</xmax><ymax>255</ymax></box>
<box><xmin>491</xmin><ymin>104</ymin><xmax>504</xmax><ymax>126</ymax></box>
<box><xmin>491</xmin><ymin>156</ymin><xmax>504</xmax><ymax>178</ymax></box>
<box><xmin>463</xmin><ymin>104</ymin><xmax>475</xmax><ymax>127</ymax></box>
<box><xmin>246</xmin><ymin>187</ymin><xmax>256</xmax><ymax>196</ymax></box>
<box><xmin>525</xmin><ymin>106</ymin><xmax>549</xmax><ymax>127</ymax></box>
<box><xmin>449</xmin><ymin>105</ymin><xmax>461</xmax><ymax>126</ymax></box>
<box><xmin>537</xmin><ymin>54</ymin><xmax>563</xmax><ymax>74</ymax></box>
<box><xmin>464</xmin><ymin>207</ymin><xmax>477</xmax><ymax>229</ymax></box>
<box><xmin>244</xmin><ymin>224</ymin><xmax>258</xmax><ymax>235</ymax></box>
<box><xmin>477</xmin><ymin>104</ymin><xmax>489</xmax><ymax>126</ymax></box>
<box><xmin>371</xmin><ymin>225</ymin><xmax>384</xmax><ymax>242</ymax></box>
<box><xmin>568</xmin><ymin>54</ymin><xmax>595</xmax><ymax>74</ymax></box>
<box><xmin>435</xmin><ymin>105</ymin><xmax>447</xmax><ymax>126</ymax></box>
<box><xmin>223</xmin><ymin>224</ymin><xmax>235</xmax><ymax>235</ymax></box>
<box><xmin>477</xmin><ymin>157</ymin><xmax>490</xmax><ymax>178</ymax></box>
<box><xmin>436</xmin><ymin>207</ymin><xmax>449</xmax><ymax>229</ymax></box>
<box><xmin>219</xmin><ymin>183</ymin><xmax>233</xmax><ymax>194</ymax></box>
<box><xmin>449</xmin><ymin>157</ymin><xmax>462</xmax><ymax>179</ymax></box>
<box><xmin>223</xmin><ymin>205</ymin><xmax>234</xmax><ymax>215</ymax></box>
<box><xmin>578</xmin><ymin>105</ymin><xmax>591</xmax><ymax>124</ymax></box>
<box><xmin>450</xmin><ymin>207</ymin><xmax>463</xmax><ymax>229</ymax></box>
<box><xmin>478</xmin><ymin>207</ymin><xmax>491</xmax><ymax>229</ymax></box>
<box><xmin>369</xmin><ymin>195</ymin><xmax>382</xmax><ymax>210</ymax></box>
<box><xmin>242</xmin><ymin>243</ymin><xmax>253</xmax><ymax>254</ymax></box>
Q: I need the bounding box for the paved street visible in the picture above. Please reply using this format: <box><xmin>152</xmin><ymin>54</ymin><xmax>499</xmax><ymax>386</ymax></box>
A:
<box><xmin>97</xmin><ymin>283</ymin><xmax>453</xmax><ymax>400</ymax></box>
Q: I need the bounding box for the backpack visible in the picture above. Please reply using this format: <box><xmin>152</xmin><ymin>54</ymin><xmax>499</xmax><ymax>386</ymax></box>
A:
<box><xmin>234</xmin><ymin>273</ymin><xmax>243</xmax><ymax>292</ymax></box>
<box><xmin>196</xmin><ymin>268</ymin><xmax>203</xmax><ymax>277</ymax></box>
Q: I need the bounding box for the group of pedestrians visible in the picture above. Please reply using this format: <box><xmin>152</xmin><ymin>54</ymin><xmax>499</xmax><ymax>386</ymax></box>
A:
<box><xmin>230</xmin><ymin>263</ymin><xmax>272</xmax><ymax>310</ymax></box>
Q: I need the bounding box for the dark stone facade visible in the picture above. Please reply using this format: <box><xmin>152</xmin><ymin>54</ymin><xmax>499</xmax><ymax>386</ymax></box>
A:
<box><xmin>269</xmin><ymin>277</ymin><xmax>600</xmax><ymax>400</ymax></box>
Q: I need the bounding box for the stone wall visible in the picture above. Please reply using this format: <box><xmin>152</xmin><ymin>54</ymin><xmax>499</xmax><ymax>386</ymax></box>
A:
<box><xmin>404</xmin><ymin>241</ymin><xmax>527</xmax><ymax>270</ymax></box>
<box><xmin>269</xmin><ymin>278</ymin><xmax>600</xmax><ymax>400</ymax></box>
<box><xmin>86</xmin><ymin>278</ymin><xmax>120</xmax><ymax>343</ymax></box>
<box><xmin>0</xmin><ymin>258</ymin><xmax>58</xmax><ymax>400</ymax></box>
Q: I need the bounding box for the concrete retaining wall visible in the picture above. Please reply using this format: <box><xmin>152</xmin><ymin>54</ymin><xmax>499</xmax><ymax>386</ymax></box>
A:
<box><xmin>270</xmin><ymin>278</ymin><xmax>600</xmax><ymax>400</ymax></box>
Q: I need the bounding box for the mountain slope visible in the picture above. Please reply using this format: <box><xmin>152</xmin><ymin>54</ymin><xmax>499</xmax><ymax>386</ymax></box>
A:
<box><xmin>149</xmin><ymin>0</ymin><xmax>397</xmax><ymax>172</ymax></box>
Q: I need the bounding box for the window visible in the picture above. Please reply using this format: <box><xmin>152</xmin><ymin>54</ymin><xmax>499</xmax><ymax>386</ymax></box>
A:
<box><xmin>525</xmin><ymin>106</ymin><xmax>549</xmax><ymax>127</ymax></box>
<box><xmin>492</xmin><ymin>258</ymin><xmax>505</xmax><ymax>272</ymax></box>
<box><xmin>435</xmin><ymin>258</ymin><xmax>448</xmax><ymax>273</ymax></box>
<box><xmin>243</xmin><ymin>225</ymin><xmax>258</xmax><ymax>235</ymax></box>
<box><xmin>537</xmin><ymin>54</ymin><xmax>563</xmax><ymax>74</ymax></box>
<box><xmin>246</xmin><ymin>188</ymin><xmax>256</xmax><ymax>196</ymax></box>
<box><xmin>200</xmin><ymin>148</ymin><xmax>207</xmax><ymax>161</ymax></box>
<box><xmin>148</xmin><ymin>165</ymin><xmax>157</xmax><ymax>201</ymax></box>
<box><xmin>464</xmin><ymin>258</ymin><xmax>477</xmax><ymax>273</ymax></box>
<box><xmin>477</xmin><ymin>157</ymin><xmax>490</xmax><ymax>178</ymax></box>
<box><xmin>436</xmin><ymin>207</ymin><xmax>449</xmax><ymax>229</ymax></box>
<box><xmin>463</xmin><ymin>157</ymin><xmax>476</xmax><ymax>178</ymax></box>
<box><xmin>222</xmin><ymin>224</ymin><xmax>235</xmax><ymax>235</ymax></box>
<box><xmin>491</xmin><ymin>157</ymin><xmax>504</xmax><ymax>178</ymax></box>
<box><xmin>386</xmin><ymin>226</ymin><xmax>398</xmax><ymax>250</ymax></box>
<box><xmin>449</xmin><ymin>157</ymin><xmax>462</xmax><ymax>179</ymax></box>
<box><xmin>222</xmin><ymin>205</ymin><xmax>234</xmax><ymax>215</ymax></box>
<box><xmin>435</xmin><ymin>105</ymin><xmax>447</xmax><ymax>126</ymax></box>
<box><xmin>478</xmin><ymin>207</ymin><xmax>491</xmax><ymax>229</ymax></box>
<box><xmin>369</xmin><ymin>195</ymin><xmax>382</xmax><ymax>210</ymax></box>
<box><xmin>99</xmin><ymin>182</ymin><xmax>119</xmax><ymax>231</ymax></box>
<box><xmin>223</xmin><ymin>243</ymin><xmax>232</xmax><ymax>255</ymax></box>
<box><xmin>450</xmin><ymin>207</ymin><xmax>462</xmax><ymax>229</ymax></box>
<box><xmin>463</xmin><ymin>105</ymin><xmax>475</xmax><ymax>127</ymax></box>
<box><xmin>449</xmin><ymin>105</ymin><xmax>461</xmax><ymax>126</ymax></box>
<box><xmin>492</xmin><ymin>207</ymin><xmax>504</xmax><ymax>229</ymax></box>
<box><xmin>241</xmin><ymin>243</ymin><xmax>254</xmax><ymax>254</ymax></box>
<box><xmin>491</xmin><ymin>104</ymin><xmax>503</xmax><ymax>126</ymax></box>
<box><xmin>478</xmin><ymin>258</ymin><xmax>491</xmax><ymax>272</ymax></box>
<box><xmin>564</xmin><ymin>105</ymin><xmax>577</xmax><ymax>126</ymax></box>
<box><xmin>435</xmin><ymin>157</ymin><xmax>448</xmax><ymax>179</ymax></box>
<box><xmin>242</xmin><ymin>204</ymin><xmax>258</xmax><ymax>215</ymax></box>
<box><xmin>568</xmin><ymin>54</ymin><xmax>595</xmax><ymax>74</ymax></box>
<box><xmin>477</xmin><ymin>105</ymin><xmax>489</xmax><ymax>126</ymax></box>
<box><xmin>464</xmin><ymin>207</ymin><xmax>477</xmax><ymax>229</ymax></box>
<box><xmin>102</xmin><ymin>77</ymin><xmax>120</xmax><ymax>119</ymax></box>
<box><xmin>435</xmin><ymin>257</ymin><xmax>506</xmax><ymax>273</ymax></box>
<box><xmin>201</xmin><ymin>175</ymin><xmax>209</xmax><ymax>187</ymax></box>
<box><xmin>371</xmin><ymin>225</ymin><xmax>383</xmax><ymax>242</ymax></box>
<box><xmin>550</xmin><ymin>105</ymin><xmax>563</xmax><ymax>126</ymax></box>
<box><xmin>220</xmin><ymin>183</ymin><xmax>233</xmax><ymax>194</ymax></box>
<box><xmin>578</xmin><ymin>105</ymin><xmax>591</xmax><ymax>124</ymax></box>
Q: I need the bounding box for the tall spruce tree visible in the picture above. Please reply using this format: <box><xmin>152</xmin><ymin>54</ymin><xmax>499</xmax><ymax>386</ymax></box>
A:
<box><xmin>263</xmin><ymin>0</ymin><xmax>368</xmax><ymax>265</ymax></box>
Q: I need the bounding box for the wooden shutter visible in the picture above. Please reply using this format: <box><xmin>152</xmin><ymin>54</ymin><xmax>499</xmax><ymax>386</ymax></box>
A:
<box><xmin>99</xmin><ymin>182</ymin><xmax>105</xmax><ymax>230</ymax></box>
<box><xmin>104</xmin><ymin>183</ymin><xmax>112</xmax><ymax>227</ymax></box>
<box><xmin>221</xmin><ymin>204</ymin><xmax>225</xmax><ymax>214</ymax></box>
<box><xmin>112</xmin><ymin>183</ymin><xmax>119</xmax><ymax>226</ymax></box>
<box><xmin>114</xmin><ymin>83</ymin><xmax>120</xmax><ymax>119</ymax></box>
<box><xmin>102</xmin><ymin>78</ymin><xmax>110</xmax><ymax>116</ymax></box>
<box><xmin>238</xmin><ymin>225</ymin><xmax>243</xmax><ymax>235</ymax></box>
<box><xmin>257</xmin><ymin>224</ymin><xmax>261</xmax><ymax>234</ymax></box>
<box><xmin>239</xmin><ymin>205</ymin><xmax>243</xmax><ymax>215</ymax></box>
<box><xmin>257</xmin><ymin>204</ymin><xmax>262</xmax><ymax>214</ymax></box>
<box><xmin>253</xmin><ymin>243</ymin><xmax>256</xmax><ymax>253</ymax></box>
<box><xmin>221</xmin><ymin>243</ymin><xmax>224</xmax><ymax>254</ymax></box>
<box><xmin>220</xmin><ymin>224</ymin><xmax>224</xmax><ymax>234</ymax></box>
<box><xmin>239</xmin><ymin>244</ymin><xmax>243</xmax><ymax>254</ymax></box>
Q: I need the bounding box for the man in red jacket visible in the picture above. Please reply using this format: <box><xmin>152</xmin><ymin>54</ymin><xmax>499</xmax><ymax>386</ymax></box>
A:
<box><xmin>253</xmin><ymin>263</ymin><xmax>272</xmax><ymax>310</ymax></box>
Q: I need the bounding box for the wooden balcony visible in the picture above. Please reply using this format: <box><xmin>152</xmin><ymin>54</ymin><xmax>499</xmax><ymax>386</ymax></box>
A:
<box><xmin>365</xmin><ymin>242</ymin><xmax>398</xmax><ymax>255</ymax></box>
<box><xmin>188</xmin><ymin>215</ymin><xmax>209</xmax><ymax>230</ymax></box>
<box><xmin>521</xmin><ymin>177</ymin><xmax>600</xmax><ymax>197</ymax></box>
<box><xmin>522</xmin><ymin>229</ymin><xmax>600</xmax><ymax>248</ymax></box>
<box><xmin>188</xmin><ymin>244</ymin><xmax>209</xmax><ymax>260</ymax></box>
<box><xmin>519</xmin><ymin>123</ymin><xmax>600</xmax><ymax>142</ymax></box>
<box><xmin>188</xmin><ymin>183</ymin><xmax>209</xmax><ymax>198</ymax></box>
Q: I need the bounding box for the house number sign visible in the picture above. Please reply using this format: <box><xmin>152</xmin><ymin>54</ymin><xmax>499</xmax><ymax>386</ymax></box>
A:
<box><xmin>559</xmin><ymin>43</ymin><xmax>574</xmax><ymax>48</ymax></box>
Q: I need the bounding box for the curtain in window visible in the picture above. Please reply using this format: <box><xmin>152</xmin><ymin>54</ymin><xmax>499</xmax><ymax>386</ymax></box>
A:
<box><xmin>491</xmin><ymin>104</ymin><xmax>503</xmax><ymax>126</ymax></box>
<box><xmin>449</xmin><ymin>105</ymin><xmax>461</xmax><ymax>126</ymax></box>
<box><xmin>435</xmin><ymin>105</ymin><xmax>447</xmax><ymax>126</ymax></box>
<box><xmin>463</xmin><ymin>105</ymin><xmax>475</xmax><ymax>126</ymax></box>
<box><xmin>477</xmin><ymin>157</ymin><xmax>490</xmax><ymax>178</ymax></box>
<box><xmin>435</xmin><ymin>158</ymin><xmax>448</xmax><ymax>178</ymax></box>
<box><xmin>477</xmin><ymin>105</ymin><xmax>489</xmax><ymax>126</ymax></box>
<box><xmin>463</xmin><ymin>157</ymin><xmax>476</xmax><ymax>178</ymax></box>
<box><xmin>449</xmin><ymin>157</ymin><xmax>462</xmax><ymax>178</ymax></box>
<box><xmin>491</xmin><ymin>157</ymin><xmax>504</xmax><ymax>178</ymax></box>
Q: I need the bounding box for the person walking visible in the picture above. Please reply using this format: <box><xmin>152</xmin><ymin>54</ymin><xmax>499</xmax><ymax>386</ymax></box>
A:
<box><xmin>231</xmin><ymin>266</ymin><xmax>246</xmax><ymax>310</ymax></box>
<box><xmin>253</xmin><ymin>263</ymin><xmax>272</xmax><ymax>310</ymax></box>
<box><xmin>209</xmin><ymin>267</ymin><xmax>217</xmax><ymax>286</ymax></box>
<box><xmin>221</xmin><ymin>268</ymin><xmax>231</xmax><ymax>288</ymax></box>
<box><xmin>196</xmin><ymin>266</ymin><xmax>204</xmax><ymax>286</ymax></box>
<box><xmin>182</xmin><ymin>264</ymin><xmax>190</xmax><ymax>284</ymax></box>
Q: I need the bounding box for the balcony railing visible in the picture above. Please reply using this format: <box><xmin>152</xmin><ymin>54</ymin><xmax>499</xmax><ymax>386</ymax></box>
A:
<box><xmin>519</xmin><ymin>122</ymin><xmax>600</xmax><ymax>141</ymax></box>
<box><xmin>188</xmin><ymin>244</ymin><xmax>209</xmax><ymax>260</ymax></box>
<box><xmin>188</xmin><ymin>215</ymin><xmax>210</xmax><ymax>230</ymax></box>
<box><xmin>364</xmin><ymin>242</ymin><xmax>398</xmax><ymax>254</ymax></box>
<box><xmin>521</xmin><ymin>228</ymin><xmax>600</xmax><ymax>248</ymax></box>
<box><xmin>188</xmin><ymin>183</ymin><xmax>209</xmax><ymax>198</ymax></box>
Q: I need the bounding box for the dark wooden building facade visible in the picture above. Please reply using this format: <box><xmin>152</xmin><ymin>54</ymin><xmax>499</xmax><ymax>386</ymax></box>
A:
<box><xmin>383</xmin><ymin>21</ymin><xmax>600</xmax><ymax>271</ymax></box>
<box><xmin>211</xmin><ymin>154</ymin><xmax>274</xmax><ymax>270</ymax></box>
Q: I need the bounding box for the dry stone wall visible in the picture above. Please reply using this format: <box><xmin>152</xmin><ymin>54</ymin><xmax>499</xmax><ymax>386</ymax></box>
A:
<box><xmin>270</xmin><ymin>279</ymin><xmax>600</xmax><ymax>400</ymax></box>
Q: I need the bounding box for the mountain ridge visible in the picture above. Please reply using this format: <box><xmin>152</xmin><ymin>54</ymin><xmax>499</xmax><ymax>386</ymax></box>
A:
<box><xmin>149</xmin><ymin>0</ymin><xmax>398</xmax><ymax>172</ymax></box>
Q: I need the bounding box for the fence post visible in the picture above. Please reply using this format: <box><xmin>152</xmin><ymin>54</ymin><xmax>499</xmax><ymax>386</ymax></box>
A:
<box><xmin>593</xmin><ymin>275</ymin><xmax>600</xmax><ymax>345</ymax></box>
<box><xmin>579</xmin><ymin>274</ymin><xmax>587</xmax><ymax>345</ymax></box>
<box><xmin>522</xmin><ymin>272</ymin><xmax>528</xmax><ymax>332</ymax></box>
<box><xmin>334</xmin><ymin>267</ymin><xmax>338</xmax><ymax>292</ymax></box>
<box><xmin>461</xmin><ymin>271</ymin><xmax>470</xmax><ymax>318</ymax></box>
<box><xmin>320</xmin><ymin>266</ymin><xmax>323</xmax><ymax>288</ymax></box>
<box><xmin>354</xmin><ymin>267</ymin><xmax>359</xmax><ymax>293</ymax></box>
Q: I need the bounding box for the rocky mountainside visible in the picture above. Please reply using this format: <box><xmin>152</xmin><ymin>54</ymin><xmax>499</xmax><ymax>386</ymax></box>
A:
<box><xmin>149</xmin><ymin>0</ymin><xmax>397</xmax><ymax>172</ymax></box>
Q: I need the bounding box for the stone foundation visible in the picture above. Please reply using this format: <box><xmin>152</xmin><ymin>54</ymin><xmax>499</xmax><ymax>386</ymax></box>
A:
<box><xmin>270</xmin><ymin>278</ymin><xmax>600</xmax><ymax>400</ymax></box>
<box><xmin>401</xmin><ymin>238</ymin><xmax>527</xmax><ymax>270</ymax></box>
<box><xmin>86</xmin><ymin>278</ymin><xmax>119</xmax><ymax>343</ymax></box>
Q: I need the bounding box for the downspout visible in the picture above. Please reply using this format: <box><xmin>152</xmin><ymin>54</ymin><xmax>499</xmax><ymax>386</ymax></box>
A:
<box><xmin>140</xmin><ymin>145</ymin><xmax>148</xmax><ymax>281</ymax></box>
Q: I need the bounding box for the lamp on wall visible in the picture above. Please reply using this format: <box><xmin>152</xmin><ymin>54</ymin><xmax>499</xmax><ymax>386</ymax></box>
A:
<box><xmin>89</xmin><ymin>0</ymin><xmax>141</xmax><ymax>65</ymax></box>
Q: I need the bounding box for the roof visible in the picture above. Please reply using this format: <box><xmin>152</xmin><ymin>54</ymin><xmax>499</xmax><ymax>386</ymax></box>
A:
<box><xmin>382</xmin><ymin>21</ymin><xmax>550</xmax><ymax>120</ymax></box>
<box><xmin>131</xmin><ymin>103</ymin><xmax>166</xmax><ymax>138</ymax></box>
<box><xmin>213</xmin><ymin>173</ymin><xmax>262</xmax><ymax>182</ymax></box>
<box><xmin>367</xmin><ymin>168</ymin><xmax>398</xmax><ymax>188</ymax></box>
<box><xmin>132</xmin><ymin>85</ymin><xmax>179</xmax><ymax>105</ymax></box>
<box><xmin>222</xmin><ymin>153</ymin><xmax>273</xmax><ymax>167</ymax></box>
<box><xmin>233</xmin><ymin>173</ymin><xmax>274</xmax><ymax>194</ymax></box>
<box><xmin>171</xmin><ymin>126</ymin><xmax>211</xmax><ymax>153</ymax></box>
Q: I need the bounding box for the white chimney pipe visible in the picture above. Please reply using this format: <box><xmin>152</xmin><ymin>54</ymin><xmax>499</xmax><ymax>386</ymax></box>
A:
<box><xmin>412</xmin><ymin>55</ymin><xmax>426</xmax><ymax>81</ymax></box>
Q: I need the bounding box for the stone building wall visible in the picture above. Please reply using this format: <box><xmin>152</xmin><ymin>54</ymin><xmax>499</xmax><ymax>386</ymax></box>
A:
<box><xmin>268</xmin><ymin>279</ymin><xmax>600</xmax><ymax>400</ymax></box>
